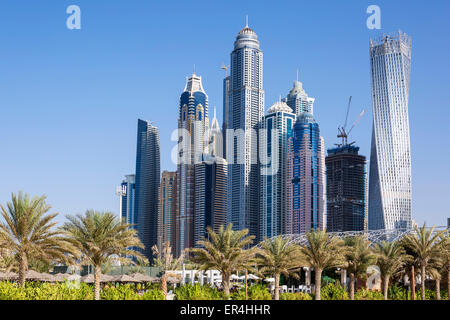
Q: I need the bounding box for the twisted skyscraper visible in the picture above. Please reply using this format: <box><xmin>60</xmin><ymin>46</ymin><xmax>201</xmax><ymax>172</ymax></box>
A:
<box><xmin>369</xmin><ymin>31</ymin><xmax>412</xmax><ymax>230</ymax></box>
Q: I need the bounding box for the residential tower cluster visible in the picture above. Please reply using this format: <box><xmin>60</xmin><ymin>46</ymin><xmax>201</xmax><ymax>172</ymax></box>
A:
<box><xmin>117</xmin><ymin>23</ymin><xmax>413</xmax><ymax>260</ymax></box>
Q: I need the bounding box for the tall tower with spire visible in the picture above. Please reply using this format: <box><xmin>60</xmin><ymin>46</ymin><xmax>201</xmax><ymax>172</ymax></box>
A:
<box><xmin>176</xmin><ymin>72</ymin><xmax>209</xmax><ymax>256</ymax></box>
<box><xmin>284</xmin><ymin>73</ymin><xmax>315</xmax><ymax>116</ymax></box>
<box><xmin>226</xmin><ymin>19</ymin><xmax>264</xmax><ymax>239</ymax></box>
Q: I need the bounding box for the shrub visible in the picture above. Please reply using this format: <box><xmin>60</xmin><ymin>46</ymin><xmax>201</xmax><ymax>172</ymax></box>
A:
<box><xmin>280</xmin><ymin>292</ymin><xmax>313</xmax><ymax>300</ymax></box>
<box><xmin>320</xmin><ymin>283</ymin><xmax>349</xmax><ymax>300</ymax></box>
<box><xmin>230</xmin><ymin>284</ymin><xmax>272</xmax><ymax>300</ymax></box>
<box><xmin>0</xmin><ymin>281</ymin><xmax>93</xmax><ymax>300</ymax></box>
<box><xmin>101</xmin><ymin>284</ymin><xmax>141</xmax><ymax>300</ymax></box>
<box><xmin>355</xmin><ymin>289</ymin><xmax>384</xmax><ymax>300</ymax></box>
<box><xmin>247</xmin><ymin>284</ymin><xmax>272</xmax><ymax>300</ymax></box>
<box><xmin>141</xmin><ymin>288</ymin><xmax>165</xmax><ymax>300</ymax></box>
<box><xmin>0</xmin><ymin>281</ymin><xmax>26</xmax><ymax>300</ymax></box>
<box><xmin>416</xmin><ymin>288</ymin><xmax>437</xmax><ymax>300</ymax></box>
<box><xmin>388</xmin><ymin>284</ymin><xmax>408</xmax><ymax>300</ymax></box>
<box><xmin>175</xmin><ymin>284</ymin><xmax>224</xmax><ymax>300</ymax></box>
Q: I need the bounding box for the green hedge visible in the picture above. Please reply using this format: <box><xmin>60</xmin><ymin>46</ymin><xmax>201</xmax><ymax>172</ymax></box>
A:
<box><xmin>0</xmin><ymin>281</ymin><xmax>164</xmax><ymax>300</ymax></box>
<box><xmin>320</xmin><ymin>283</ymin><xmax>349</xmax><ymax>300</ymax></box>
<box><xmin>231</xmin><ymin>284</ymin><xmax>272</xmax><ymax>300</ymax></box>
<box><xmin>0</xmin><ymin>281</ymin><xmax>93</xmax><ymax>300</ymax></box>
<box><xmin>175</xmin><ymin>283</ymin><xmax>225</xmax><ymax>300</ymax></box>
<box><xmin>355</xmin><ymin>289</ymin><xmax>384</xmax><ymax>300</ymax></box>
<box><xmin>280</xmin><ymin>292</ymin><xmax>313</xmax><ymax>300</ymax></box>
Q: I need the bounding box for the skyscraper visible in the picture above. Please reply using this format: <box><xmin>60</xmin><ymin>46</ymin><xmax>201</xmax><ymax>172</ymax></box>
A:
<box><xmin>194</xmin><ymin>154</ymin><xmax>228</xmax><ymax>247</ymax></box>
<box><xmin>260</xmin><ymin>101</ymin><xmax>296</xmax><ymax>240</ymax></box>
<box><xmin>369</xmin><ymin>31</ymin><xmax>412</xmax><ymax>230</ymax></box>
<box><xmin>157</xmin><ymin>171</ymin><xmax>177</xmax><ymax>250</ymax></box>
<box><xmin>226</xmin><ymin>21</ymin><xmax>264</xmax><ymax>240</ymax></box>
<box><xmin>134</xmin><ymin>119</ymin><xmax>160</xmax><ymax>260</ymax></box>
<box><xmin>117</xmin><ymin>174</ymin><xmax>136</xmax><ymax>225</ymax></box>
<box><xmin>287</xmin><ymin>112</ymin><xmax>325</xmax><ymax>233</ymax></box>
<box><xmin>176</xmin><ymin>73</ymin><xmax>209</xmax><ymax>255</ymax></box>
<box><xmin>284</xmin><ymin>79</ymin><xmax>315</xmax><ymax>116</ymax></box>
<box><xmin>222</xmin><ymin>72</ymin><xmax>230</xmax><ymax>160</ymax></box>
<box><xmin>326</xmin><ymin>145</ymin><xmax>366</xmax><ymax>232</ymax></box>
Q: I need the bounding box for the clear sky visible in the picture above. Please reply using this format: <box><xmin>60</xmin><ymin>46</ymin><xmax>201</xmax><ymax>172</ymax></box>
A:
<box><xmin>0</xmin><ymin>0</ymin><xmax>449</xmax><ymax>226</ymax></box>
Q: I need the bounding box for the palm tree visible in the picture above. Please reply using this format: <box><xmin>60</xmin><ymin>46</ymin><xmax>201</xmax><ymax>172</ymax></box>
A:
<box><xmin>298</xmin><ymin>231</ymin><xmax>346</xmax><ymax>300</ymax></box>
<box><xmin>0</xmin><ymin>191</ymin><xmax>75</xmax><ymax>286</ymax></box>
<box><xmin>62</xmin><ymin>210</ymin><xmax>146</xmax><ymax>300</ymax></box>
<box><xmin>255</xmin><ymin>236</ymin><xmax>301</xmax><ymax>300</ymax></box>
<box><xmin>0</xmin><ymin>252</ymin><xmax>18</xmax><ymax>277</ymax></box>
<box><xmin>372</xmin><ymin>241</ymin><xmax>409</xmax><ymax>300</ymax></box>
<box><xmin>152</xmin><ymin>241</ymin><xmax>184</xmax><ymax>299</ymax></box>
<box><xmin>343</xmin><ymin>235</ymin><xmax>376</xmax><ymax>300</ymax></box>
<box><xmin>402</xmin><ymin>224</ymin><xmax>446</xmax><ymax>300</ymax></box>
<box><xmin>189</xmin><ymin>224</ymin><xmax>255</xmax><ymax>297</ymax></box>
<box><xmin>429</xmin><ymin>233</ymin><xmax>450</xmax><ymax>301</ymax></box>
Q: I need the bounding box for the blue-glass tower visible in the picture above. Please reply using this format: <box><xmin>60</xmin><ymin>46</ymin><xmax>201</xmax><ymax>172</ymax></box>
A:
<box><xmin>260</xmin><ymin>102</ymin><xmax>295</xmax><ymax>240</ymax></box>
<box><xmin>287</xmin><ymin>113</ymin><xmax>325</xmax><ymax>233</ymax></box>
<box><xmin>134</xmin><ymin>119</ymin><xmax>160</xmax><ymax>260</ymax></box>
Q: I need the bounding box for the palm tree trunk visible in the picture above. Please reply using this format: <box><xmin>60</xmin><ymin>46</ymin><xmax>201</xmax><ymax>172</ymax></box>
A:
<box><xmin>411</xmin><ymin>265</ymin><xmax>416</xmax><ymax>300</ymax></box>
<box><xmin>421</xmin><ymin>265</ymin><xmax>426</xmax><ymax>300</ymax></box>
<box><xmin>349</xmin><ymin>273</ymin><xmax>355</xmax><ymax>300</ymax></box>
<box><xmin>447</xmin><ymin>264</ymin><xmax>449</xmax><ymax>301</ymax></box>
<box><xmin>223</xmin><ymin>273</ymin><xmax>231</xmax><ymax>298</ymax></box>
<box><xmin>314</xmin><ymin>268</ymin><xmax>322</xmax><ymax>300</ymax></box>
<box><xmin>383</xmin><ymin>276</ymin><xmax>389</xmax><ymax>300</ymax></box>
<box><xmin>245</xmin><ymin>269</ymin><xmax>248</xmax><ymax>300</ymax></box>
<box><xmin>274</xmin><ymin>273</ymin><xmax>280</xmax><ymax>300</ymax></box>
<box><xmin>161</xmin><ymin>272</ymin><xmax>168</xmax><ymax>299</ymax></box>
<box><xmin>18</xmin><ymin>253</ymin><xmax>27</xmax><ymax>287</ymax></box>
<box><xmin>435</xmin><ymin>278</ymin><xmax>440</xmax><ymax>300</ymax></box>
<box><xmin>94</xmin><ymin>266</ymin><xmax>101</xmax><ymax>300</ymax></box>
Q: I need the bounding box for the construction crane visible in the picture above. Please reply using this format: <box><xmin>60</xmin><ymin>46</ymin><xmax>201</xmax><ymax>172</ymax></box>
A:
<box><xmin>336</xmin><ymin>96</ymin><xmax>365</xmax><ymax>147</ymax></box>
<box><xmin>221</xmin><ymin>62</ymin><xmax>229</xmax><ymax>77</ymax></box>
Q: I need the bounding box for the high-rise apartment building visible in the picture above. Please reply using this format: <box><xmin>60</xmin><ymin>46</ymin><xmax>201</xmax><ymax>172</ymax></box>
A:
<box><xmin>284</xmin><ymin>79</ymin><xmax>315</xmax><ymax>116</ymax></box>
<box><xmin>260</xmin><ymin>101</ymin><xmax>296</xmax><ymax>240</ymax></box>
<box><xmin>326</xmin><ymin>145</ymin><xmax>366</xmax><ymax>232</ymax></box>
<box><xmin>194</xmin><ymin>154</ymin><xmax>228</xmax><ymax>247</ymax></box>
<box><xmin>117</xmin><ymin>174</ymin><xmax>136</xmax><ymax>225</ymax></box>
<box><xmin>286</xmin><ymin>112</ymin><xmax>325</xmax><ymax>233</ymax></box>
<box><xmin>369</xmin><ymin>31</ymin><xmax>412</xmax><ymax>230</ymax></box>
<box><xmin>176</xmin><ymin>73</ymin><xmax>209</xmax><ymax>255</ymax></box>
<box><xmin>134</xmin><ymin>119</ymin><xmax>160</xmax><ymax>260</ymax></box>
<box><xmin>157</xmin><ymin>171</ymin><xmax>177</xmax><ymax>250</ymax></box>
<box><xmin>226</xmin><ymin>22</ymin><xmax>264</xmax><ymax>240</ymax></box>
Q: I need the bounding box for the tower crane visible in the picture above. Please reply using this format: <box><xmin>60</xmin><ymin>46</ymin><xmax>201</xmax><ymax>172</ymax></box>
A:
<box><xmin>221</xmin><ymin>62</ymin><xmax>229</xmax><ymax>77</ymax></box>
<box><xmin>336</xmin><ymin>96</ymin><xmax>365</xmax><ymax>147</ymax></box>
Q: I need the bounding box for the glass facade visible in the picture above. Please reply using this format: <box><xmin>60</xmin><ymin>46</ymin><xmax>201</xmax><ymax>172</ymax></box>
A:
<box><xmin>260</xmin><ymin>102</ymin><xmax>296</xmax><ymax>240</ymax></box>
<box><xmin>287</xmin><ymin>113</ymin><xmax>325</xmax><ymax>233</ymax></box>
<box><xmin>134</xmin><ymin>119</ymin><xmax>160</xmax><ymax>260</ymax></box>
<box><xmin>369</xmin><ymin>31</ymin><xmax>412</xmax><ymax>231</ymax></box>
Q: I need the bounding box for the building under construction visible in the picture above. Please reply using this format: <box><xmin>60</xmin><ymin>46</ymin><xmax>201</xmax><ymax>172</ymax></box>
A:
<box><xmin>326</xmin><ymin>145</ymin><xmax>366</xmax><ymax>232</ymax></box>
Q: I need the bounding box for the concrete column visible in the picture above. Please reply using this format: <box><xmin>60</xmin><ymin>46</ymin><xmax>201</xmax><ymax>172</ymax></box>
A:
<box><xmin>181</xmin><ymin>264</ymin><xmax>186</xmax><ymax>285</ymax></box>
<box><xmin>304</xmin><ymin>267</ymin><xmax>311</xmax><ymax>286</ymax></box>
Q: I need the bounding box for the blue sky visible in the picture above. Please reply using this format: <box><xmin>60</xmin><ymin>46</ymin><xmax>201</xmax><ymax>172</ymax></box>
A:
<box><xmin>0</xmin><ymin>0</ymin><xmax>449</xmax><ymax>226</ymax></box>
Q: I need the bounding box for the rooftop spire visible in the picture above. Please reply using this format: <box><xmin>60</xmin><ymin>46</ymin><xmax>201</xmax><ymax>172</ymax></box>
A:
<box><xmin>296</xmin><ymin>68</ymin><xmax>299</xmax><ymax>82</ymax></box>
<box><xmin>246</xmin><ymin>15</ymin><xmax>248</xmax><ymax>27</ymax></box>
